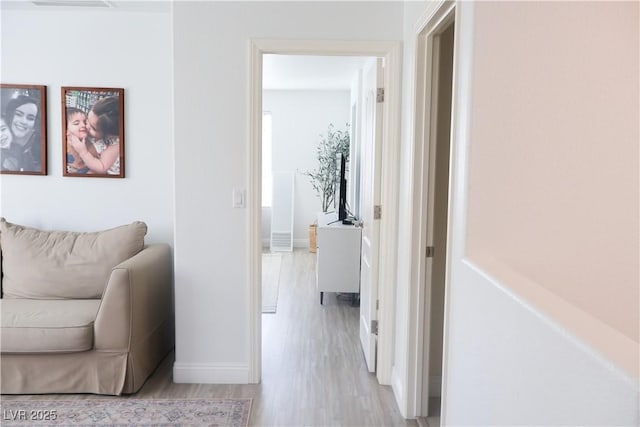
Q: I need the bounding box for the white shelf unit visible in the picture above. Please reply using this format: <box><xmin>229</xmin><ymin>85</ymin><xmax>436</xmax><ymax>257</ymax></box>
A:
<box><xmin>315</xmin><ymin>212</ymin><xmax>362</xmax><ymax>304</ymax></box>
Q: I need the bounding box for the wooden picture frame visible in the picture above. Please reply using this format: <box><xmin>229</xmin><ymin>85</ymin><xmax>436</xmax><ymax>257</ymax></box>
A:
<box><xmin>0</xmin><ymin>84</ymin><xmax>47</xmax><ymax>175</ymax></box>
<box><xmin>62</xmin><ymin>87</ymin><xmax>125</xmax><ymax>178</ymax></box>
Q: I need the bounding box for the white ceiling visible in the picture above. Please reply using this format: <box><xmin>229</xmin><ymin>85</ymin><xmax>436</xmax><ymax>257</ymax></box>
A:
<box><xmin>1</xmin><ymin>0</ymin><xmax>170</xmax><ymax>12</ymax></box>
<box><xmin>263</xmin><ymin>54</ymin><xmax>372</xmax><ymax>91</ymax></box>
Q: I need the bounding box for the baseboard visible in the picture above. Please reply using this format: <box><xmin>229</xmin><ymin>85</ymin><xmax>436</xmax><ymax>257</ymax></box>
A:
<box><xmin>429</xmin><ymin>375</ymin><xmax>442</xmax><ymax>397</ymax></box>
<box><xmin>293</xmin><ymin>238</ymin><xmax>309</xmax><ymax>248</ymax></box>
<box><xmin>263</xmin><ymin>238</ymin><xmax>310</xmax><ymax>249</ymax></box>
<box><xmin>391</xmin><ymin>366</ymin><xmax>407</xmax><ymax>418</ymax></box>
<box><xmin>173</xmin><ymin>362</ymin><xmax>249</xmax><ymax>384</ymax></box>
<box><xmin>390</xmin><ymin>366</ymin><xmax>439</xmax><ymax>417</ymax></box>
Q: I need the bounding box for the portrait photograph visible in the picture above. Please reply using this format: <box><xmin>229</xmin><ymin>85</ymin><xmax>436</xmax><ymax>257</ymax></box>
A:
<box><xmin>62</xmin><ymin>87</ymin><xmax>125</xmax><ymax>178</ymax></box>
<box><xmin>0</xmin><ymin>84</ymin><xmax>47</xmax><ymax>175</ymax></box>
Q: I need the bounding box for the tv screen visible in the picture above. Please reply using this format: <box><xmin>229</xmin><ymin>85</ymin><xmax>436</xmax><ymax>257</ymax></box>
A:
<box><xmin>337</xmin><ymin>153</ymin><xmax>347</xmax><ymax>221</ymax></box>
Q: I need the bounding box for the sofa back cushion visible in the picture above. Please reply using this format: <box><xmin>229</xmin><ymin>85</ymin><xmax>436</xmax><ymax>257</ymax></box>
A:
<box><xmin>0</xmin><ymin>218</ymin><xmax>147</xmax><ymax>299</ymax></box>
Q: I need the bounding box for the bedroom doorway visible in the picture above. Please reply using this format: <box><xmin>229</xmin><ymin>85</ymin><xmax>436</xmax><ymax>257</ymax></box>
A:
<box><xmin>260</xmin><ymin>53</ymin><xmax>380</xmax><ymax>376</ymax></box>
<box><xmin>249</xmin><ymin>40</ymin><xmax>402</xmax><ymax>386</ymax></box>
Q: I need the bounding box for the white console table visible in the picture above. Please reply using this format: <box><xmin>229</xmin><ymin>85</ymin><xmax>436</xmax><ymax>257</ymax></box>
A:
<box><xmin>315</xmin><ymin>212</ymin><xmax>362</xmax><ymax>304</ymax></box>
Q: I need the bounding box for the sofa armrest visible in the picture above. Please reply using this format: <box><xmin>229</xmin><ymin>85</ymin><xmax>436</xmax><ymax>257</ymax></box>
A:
<box><xmin>94</xmin><ymin>243</ymin><xmax>172</xmax><ymax>351</ymax></box>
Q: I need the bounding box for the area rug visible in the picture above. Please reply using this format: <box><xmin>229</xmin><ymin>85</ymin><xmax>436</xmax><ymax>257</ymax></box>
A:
<box><xmin>262</xmin><ymin>252</ymin><xmax>282</xmax><ymax>313</ymax></box>
<box><xmin>0</xmin><ymin>398</ymin><xmax>251</xmax><ymax>426</ymax></box>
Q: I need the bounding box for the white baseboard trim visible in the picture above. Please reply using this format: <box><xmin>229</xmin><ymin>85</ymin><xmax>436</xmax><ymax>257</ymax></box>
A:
<box><xmin>429</xmin><ymin>375</ymin><xmax>442</xmax><ymax>397</ymax></box>
<box><xmin>293</xmin><ymin>238</ymin><xmax>309</xmax><ymax>248</ymax></box>
<box><xmin>391</xmin><ymin>366</ymin><xmax>408</xmax><ymax>418</ymax></box>
<box><xmin>262</xmin><ymin>238</ymin><xmax>310</xmax><ymax>249</ymax></box>
<box><xmin>173</xmin><ymin>362</ymin><xmax>249</xmax><ymax>384</ymax></box>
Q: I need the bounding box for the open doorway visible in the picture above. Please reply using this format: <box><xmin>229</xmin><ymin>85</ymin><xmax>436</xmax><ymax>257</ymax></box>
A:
<box><xmin>248</xmin><ymin>40</ymin><xmax>402</xmax><ymax>386</ymax></box>
<box><xmin>259</xmin><ymin>53</ymin><xmax>380</xmax><ymax>374</ymax></box>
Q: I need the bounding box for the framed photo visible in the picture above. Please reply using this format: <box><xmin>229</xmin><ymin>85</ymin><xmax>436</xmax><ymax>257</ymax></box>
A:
<box><xmin>0</xmin><ymin>84</ymin><xmax>47</xmax><ymax>175</ymax></box>
<box><xmin>62</xmin><ymin>87</ymin><xmax>125</xmax><ymax>178</ymax></box>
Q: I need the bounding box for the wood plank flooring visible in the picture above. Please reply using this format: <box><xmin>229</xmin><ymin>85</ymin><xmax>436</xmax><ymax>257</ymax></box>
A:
<box><xmin>2</xmin><ymin>250</ymin><xmax>416</xmax><ymax>426</ymax></box>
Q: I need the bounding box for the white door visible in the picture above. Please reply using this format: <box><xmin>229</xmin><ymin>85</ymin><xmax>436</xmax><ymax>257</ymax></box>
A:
<box><xmin>359</xmin><ymin>58</ymin><xmax>384</xmax><ymax>372</ymax></box>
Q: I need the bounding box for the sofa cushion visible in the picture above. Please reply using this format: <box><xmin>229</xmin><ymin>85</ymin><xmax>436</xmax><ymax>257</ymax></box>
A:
<box><xmin>1</xmin><ymin>299</ymin><xmax>101</xmax><ymax>353</ymax></box>
<box><xmin>0</xmin><ymin>219</ymin><xmax>147</xmax><ymax>299</ymax></box>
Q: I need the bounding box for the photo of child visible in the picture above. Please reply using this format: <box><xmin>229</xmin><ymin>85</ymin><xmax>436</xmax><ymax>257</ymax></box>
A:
<box><xmin>62</xmin><ymin>87</ymin><xmax>124</xmax><ymax>178</ymax></box>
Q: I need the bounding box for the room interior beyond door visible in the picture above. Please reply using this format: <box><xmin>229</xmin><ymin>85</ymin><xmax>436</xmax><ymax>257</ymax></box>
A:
<box><xmin>260</xmin><ymin>53</ymin><xmax>382</xmax><ymax>375</ymax></box>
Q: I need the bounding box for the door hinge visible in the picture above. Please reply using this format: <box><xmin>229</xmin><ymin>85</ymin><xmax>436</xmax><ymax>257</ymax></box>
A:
<box><xmin>374</xmin><ymin>205</ymin><xmax>382</xmax><ymax>220</ymax></box>
<box><xmin>376</xmin><ymin>88</ymin><xmax>385</xmax><ymax>103</ymax></box>
<box><xmin>371</xmin><ymin>319</ymin><xmax>379</xmax><ymax>335</ymax></box>
<box><xmin>426</xmin><ymin>246</ymin><xmax>435</xmax><ymax>258</ymax></box>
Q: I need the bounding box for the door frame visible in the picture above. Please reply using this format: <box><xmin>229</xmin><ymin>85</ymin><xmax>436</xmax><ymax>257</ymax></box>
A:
<box><xmin>247</xmin><ymin>39</ymin><xmax>402</xmax><ymax>385</ymax></box>
<box><xmin>407</xmin><ymin>4</ymin><xmax>454</xmax><ymax>417</ymax></box>
<box><xmin>405</xmin><ymin>0</ymin><xmax>475</xmax><ymax>419</ymax></box>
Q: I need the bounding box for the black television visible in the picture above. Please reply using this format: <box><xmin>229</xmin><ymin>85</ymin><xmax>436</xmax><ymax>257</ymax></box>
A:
<box><xmin>337</xmin><ymin>153</ymin><xmax>348</xmax><ymax>222</ymax></box>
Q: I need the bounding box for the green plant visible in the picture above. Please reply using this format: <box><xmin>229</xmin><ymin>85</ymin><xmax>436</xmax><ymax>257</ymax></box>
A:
<box><xmin>305</xmin><ymin>123</ymin><xmax>350</xmax><ymax>212</ymax></box>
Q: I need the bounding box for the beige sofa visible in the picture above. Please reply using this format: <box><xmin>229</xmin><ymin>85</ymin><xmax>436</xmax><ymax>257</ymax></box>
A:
<box><xmin>0</xmin><ymin>219</ymin><xmax>174</xmax><ymax>395</ymax></box>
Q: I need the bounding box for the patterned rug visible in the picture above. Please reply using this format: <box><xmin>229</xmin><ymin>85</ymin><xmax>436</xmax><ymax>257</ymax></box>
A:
<box><xmin>0</xmin><ymin>398</ymin><xmax>251</xmax><ymax>426</ymax></box>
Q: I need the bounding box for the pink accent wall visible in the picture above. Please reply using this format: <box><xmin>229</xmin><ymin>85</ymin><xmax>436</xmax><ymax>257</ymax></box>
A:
<box><xmin>466</xmin><ymin>1</ymin><xmax>639</xmax><ymax>344</ymax></box>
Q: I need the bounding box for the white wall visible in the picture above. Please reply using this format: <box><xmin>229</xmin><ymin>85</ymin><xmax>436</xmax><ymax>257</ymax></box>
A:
<box><xmin>172</xmin><ymin>1</ymin><xmax>403</xmax><ymax>382</ymax></box>
<box><xmin>349</xmin><ymin>70</ymin><xmax>363</xmax><ymax>220</ymax></box>
<box><xmin>391</xmin><ymin>0</ymin><xmax>434</xmax><ymax>416</ymax></box>
<box><xmin>0</xmin><ymin>5</ymin><xmax>174</xmax><ymax>245</ymax></box>
<box><xmin>263</xmin><ymin>90</ymin><xmax>351</xmax><ymax>248</ymax></box>
<box><xmin>398</xmin><ymin>0</ymin><xmax>639</xmax><ymax>423</ymax></box>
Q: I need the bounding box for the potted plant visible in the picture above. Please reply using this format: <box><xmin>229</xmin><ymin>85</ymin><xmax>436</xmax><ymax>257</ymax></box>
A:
<box><xmin>306</xmin><ymin>123</ymin><xmax>351</xmax><ymax>212</ymax></box>
<box><xmin>306</xmin><ymin>123</ymin><xmax>350</xmax><ymax>252</ymax></box>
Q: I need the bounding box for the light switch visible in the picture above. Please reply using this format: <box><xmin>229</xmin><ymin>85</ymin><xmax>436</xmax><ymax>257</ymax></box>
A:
<box><xmin>233</xmin><ymin>189</ymin><xmax>246</xmax><ymax>208</ymax></box>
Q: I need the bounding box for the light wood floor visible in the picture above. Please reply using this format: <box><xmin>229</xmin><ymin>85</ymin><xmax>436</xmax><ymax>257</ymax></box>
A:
<box><xmin>2</xmin><ymin>250</ymin><xmax>416</xmax><ymax>427</ymax></box>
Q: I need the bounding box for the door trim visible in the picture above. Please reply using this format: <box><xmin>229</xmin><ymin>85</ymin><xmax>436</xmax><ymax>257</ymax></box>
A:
<box><xmin>406</xmin><ymin>0</ymin><xmax>475</xmax><ymax>419</ymax></box>
<box><xmin>248</xmin><ymin>39</ymin><xmax>402</xmax><ymax>385</ymax></box>
<box><xmin>408</xmin><ymin>3</ymin><xmax>455</xmax><ymax>417</ymax></box>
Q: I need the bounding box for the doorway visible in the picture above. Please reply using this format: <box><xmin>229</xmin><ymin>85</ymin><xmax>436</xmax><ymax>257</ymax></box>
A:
<box><xmin>259</xmin><ymin>53</ymin><xmax>365</xmax><ymax>338</ymax></box>
<box><xmin>407</xmin><ymin>1</ymin><xmax>457</xmax><ymax>422</ymax></box>
<box><xmin>261</xmin><ymin>53</ymin><xmax>381</xmax><ymax>376</ymax></box>
<box><xmin>248</xmin><ymin>40</ymin><xmax>402</xmax><ymax>385</ymax></box>
<box><xmin>420</xmin><ymin>20</ymin><xmax>455</xmax><ymax>424</ymax></box>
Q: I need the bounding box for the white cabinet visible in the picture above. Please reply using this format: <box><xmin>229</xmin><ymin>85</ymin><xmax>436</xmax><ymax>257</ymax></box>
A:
<box><xmin>315</xmin><ymin>212</ymin><xmax>362</xmax><ymax>304</ymax></box>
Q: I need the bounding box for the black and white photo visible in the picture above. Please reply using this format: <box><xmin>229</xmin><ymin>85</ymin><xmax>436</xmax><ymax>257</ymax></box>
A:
<box><xmin>0</xmin><ymin>84</ymin><xmax>47</xmax><ymax>175</ymax></box>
